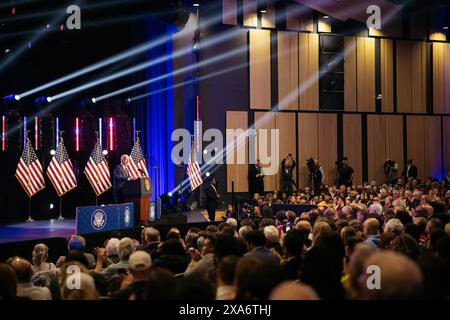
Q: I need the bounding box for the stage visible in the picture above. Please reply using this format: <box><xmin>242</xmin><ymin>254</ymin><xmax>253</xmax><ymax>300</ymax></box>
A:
<box><xmin>0</xmin><ymin>209</ymin><xmax>223</xmax><ymax>245</ymax></box>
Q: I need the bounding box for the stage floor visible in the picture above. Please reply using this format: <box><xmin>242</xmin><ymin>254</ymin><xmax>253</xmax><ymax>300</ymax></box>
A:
<box><xmin>0</xmin><ymin>209</ymin><xmax>224</xmax><ymax>244</ymax></box>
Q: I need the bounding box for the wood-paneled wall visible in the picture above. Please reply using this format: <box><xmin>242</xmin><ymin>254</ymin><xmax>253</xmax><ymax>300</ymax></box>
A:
<box><xmin>424</xmin><ymin>116</ymin><xmax>443</xmax><ymax>179</ymax></box>
<box><xmin>407</xmin><ymin>116</ymin><xmax>426</xmax><ymax>182</ymax></box>
<box><xmin>396</xmin><ymin>40</ymin><xmax>426</xmax><ymax>113</ymax></box>
<box><xmin>275</xmin><ymin>113</ymin><xmax>297</xmax><ymax>189</ymax></box>
<box><xmin>226</xmin><ymin>111</ymin><xmax>248</xmax><ymax>192</ymax></box>
<box><xmin>367</xmin><ymin>115</ymin><xmax>403</xmax><ymax>184</ymax></box>
<box><xmin>445</xmin><ymin>117</ymin><xmax>450</xmax><ymax>175</ymax></box>
<box><xmin>278</xmin><ymin>32</ymin><xmax>299</xmax><ymax>110</ymax></box>
<box><xmin>433</xmin><ymin>42</ymin><xmax>450</xmax><ymax>114</ymax></box>
<box><xmin>356</xmin><ymin>37</ymin><xmax>376</xmax><ymax>112</ymax></box>
<box><xmin>344</xmin><ymin>36</ymin><xmax>357</xmax><ymax>111</ymax></box>
<box><xmin>299</xmin><ymin>33</ymin><xmax>319</xmax><ymax>110</ymax></box>
<box><xmin>243</xmin><ymin>0</ymin><xmax>257</xmax><ymax>27</ymax></box>
<box><xmin>343</xmin><ymin>114</ymin><xmax>362</xmax><ymax>185</ymax></box>
<box><xmin>222</xmin><ymin>0</ymin><xmax>237</xmax><ymax>25</ymax></box>
<box><xmin>254</xmin><ymin>112</ymin><xmax>276</xmax><ymax>191</ymax></box>
<box><xmin>298</xmin><ymin>113</ymin><xmax>319</xmax><ymax>188</ymax></box>
<box><xmin>381</xmin><ymin>39</ymin><xmax>394</xmax><ymax>112</ymax></box>
<box><xmin>249</xmin><ymin>29</ymin><xmax>271</xmax><ymax>109</ymax></box>
<box><xmin>318</xmin><ymin>114</ymin><xmax>338</xmax><ymax>186</ymax></box>
<box><xmin>285</xmin><ymin>3</ymin><xmax>313</xmax><ymax>32</ymax></box>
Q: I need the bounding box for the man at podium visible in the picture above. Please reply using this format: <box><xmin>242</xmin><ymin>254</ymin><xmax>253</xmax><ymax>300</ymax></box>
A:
<box><xmin>113</xmin><ymin>154</ymin><xmax>136</xmax><ymax>203</ymax></box>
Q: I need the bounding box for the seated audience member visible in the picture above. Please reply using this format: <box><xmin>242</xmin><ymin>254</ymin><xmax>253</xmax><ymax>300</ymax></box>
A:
<box><xmin>245</xmin><ymin>264</ymin><xmax>284</xmax><ymax>300</ymax></box>
<box><xmin>104</xmin><ymin>238</ymin><xmax>120</xmax><ymax>265</ymax></box>
<box><xmin>174</xmin><ymin>278</ymin><xmax>215</xmax><ymax>300</ymax></box>
<box><xmin>390</xmin><ymin>234</ymin><xmax>422</xmax><ymax>261</ymax></box>
<box><xmin>60</xmin><ymin>261</ymin><xmax>98</xmax><ymax>300</ymax></box>
<box><xmin>56</xmin><ymin>235</ymin><xmax>96</xmax><ymax>269</ymax></box>
<box><xmin>215</xmin><ymin>255</ymin><xmax>239</xmax><ymax>300</ymax></box>
<box><xmin>144</xmin><ymin>268</ymin><xmax>176</xmax><ymax>300</ymax></box>
<box><xmin>0</xmin><ymin>263</ymin><xmax>19</xmax><ymax>300</ymax></box>
<box><xmin>31</xmin><ymin>243</ymin><xmax>56</xmax><ymax>275</ymax></box>
<box><xmin>363</xmin><ymin>218</ymin><xmax>381</xmax><ymax>247</ymax></box>
<box><xmin>113</xmin><ymin>251</ymin><xmax>152</xmax><ymax>300</ymax></box>
<box><xmin>185</xmin><ymin>235</ymin><xmax>217</xmax><ymax>281</ymax></box>
<box><xmin>234</xmin><ymin>256</ymin><xmax>263</xmax><ymax>299</ymax></box>
<box><xmin>281</xmin><ymin>229</ymin><xmax>304</xmax><ymax>280</ymax></box>
<box><xmin>137</xmin><ymin>227</ymin><xmax>161</xmax><ymax>261</ymax></box>
<box><xmin>264</xmin><ymin>225</ymin><xmax>282</xmax><ymax>257</ymax></box>
<box><xmin>384</xmin><ymin>218</ymin><xmax>405</xmax><ymax>235</ymax></box>
<box><xmin>7</xmin><ymin>256</ymin><xmax>51</xmax><ymax>300</ymax></box>
<box><xmin>244</xmin><ymin>230</ymin><xmax>280</xmax><ymax>266</ymax></box>
<box><xmin>301</xmin><ymin>232</ymin><xmax>346</xmax><ymax>300</ymax></box>
<box><xmin>95</xmin><ymin>237</ymin><xmax>136</xmax><ymax>282</ymax></box>
<box><xmin>153</xmin><ymin>239</ymin><xmax>189</xmax><ymax>275</ymax></box>
<box><xmin>359</xmin><ymin>251</ymin><xmax>423</xmax><ymax>299</ymax></box>
<box><xmin>269</xmin><ymin>282</ymin><xmax>319</xmax><ymax>300</ymax></box>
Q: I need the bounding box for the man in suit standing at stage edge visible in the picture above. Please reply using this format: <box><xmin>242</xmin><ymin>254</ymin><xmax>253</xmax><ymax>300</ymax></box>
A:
<box><xmin>205</xmin><ymin>176</ymin><xmax>219</xmax><ymax>222</ymax></box>
<box><xmin>113</xmin><ymin>154</ymin><xmax>135</xmax><ymax>204</ymax></box>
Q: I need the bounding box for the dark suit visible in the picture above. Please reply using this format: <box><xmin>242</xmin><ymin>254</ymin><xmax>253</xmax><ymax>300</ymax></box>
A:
<box><xmin>403</xmin><ymin>163</ymin><xmax>418</xmax><ymax>180</ymax></box>
<box><xmin>113</xmin><ymin>164</ymin><xmax>130</xmax><ymax>203</ymax></box>
<box><xmin>205</xmin><ymin>183</ymin><xmax>218</xmax><ymax>221</ymax></box>
<box><xmin>248</xmin><ymin>164</ymin><xmax>264</xmax><ymax>196</ymax></box>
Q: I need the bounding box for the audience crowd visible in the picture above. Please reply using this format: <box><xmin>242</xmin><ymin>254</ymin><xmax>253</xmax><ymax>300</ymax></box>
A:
<box><xmin>0</xmin><ymin>176</ymin><xmax>449</xmax><ymax>300</ymax></box>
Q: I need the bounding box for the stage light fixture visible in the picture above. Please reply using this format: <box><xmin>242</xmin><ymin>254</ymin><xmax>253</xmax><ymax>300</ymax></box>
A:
<box><xmin>49</xmin><ymin>203</ymin><xmax>54</xmax><ymax>210</ymax></box>
<box><xmin>168</xmin><ymin>192</ymin><xmax>173</xmax><ymax>197</ymax></box>
<box><xmin>91</xmin><ymin>97</ymin><xmax>97</xmax><ymax>103</ymax></box>
<box><xmin>102</xmin><ymin>150</ymin><xmax>108</xmax><ymax>156</ymax></box>
<box><xmin>203</xmin><ymin>149</ymin><xmax>207</xmax><ymax>154</ymax></box>
<box><xmin>323</xmin><ymin>15</ymin><xmax>329</xmax><ymax>19</ymax></box>
<box><xmin>46</xmin><ymin>97</ymin><xmax>52</xmax><ymax>103</ymax></box>
<box><xmin>50</xmin><ymin>149</ymin><xmax>56</xmax><ymax>156</ymax></box>
<box><xmin>205</xmin><ymin>172</ymin><xmax>210</xmax><ymax>177</ymax></box>
<box><xmin>14</xmin><ymin>94</ymin><xmax>20</xmax><ymax>101</ymax></box>
<box><xmin>4</xmin><ymin>49</ymin><xmax>10</xmax><ymax>54</ymax></box>
<box><xmin>444</xmin><ymin>26</ymin><xmax>449</xmax><ymax>30</ymax></box>
<box><xmin>193</xmin><ymin>2</ymin><xmax>200</xmax><ymax>7</ymax></box>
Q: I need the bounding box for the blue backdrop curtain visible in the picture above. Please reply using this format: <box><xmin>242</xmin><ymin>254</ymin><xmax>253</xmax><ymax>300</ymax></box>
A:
<box><xmin>136</xmin><ymin>17</ymin><xmax>176</xmax><ymax>199</ymax></box>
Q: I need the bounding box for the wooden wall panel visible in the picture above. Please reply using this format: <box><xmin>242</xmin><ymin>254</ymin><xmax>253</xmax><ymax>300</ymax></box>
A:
<box><xmin>285</xmin><ymin>4</ymin><xmax>313</xmax><ymax>32</ymax></box>
<box><xmin>243</xmin><ymin>0</ymin><xmax>257</xmax><ymax>27</ymax></box>
<box><xmin>278</xmin><ymin>32</ymin><xmax>299</xmax><ymax>110</ymax></box>
<box><xmin>444</xmin><ymin>117</ymin><xmax>450</xmax><ymax>175</ymax></box>
<box><xmin>424</xmin><ymin>116</ymin><xmax>442</xmax><ymax>179</ymax></box>
<box><xmin>343</xmin><ymin>114</ymin><xmax>362</xmax><ymax>185</ymax></box>
<box><xmin>318</xmin><ymin>114</ymin><xmax>337</xmax><ymax>186</ymax></box>
<box><xmin>356</xmin><ymin>37</ymin><xmax>375</xmax><ymax>112</ymax></box>
<box><xmin>249</xmin><ymin>29</ymin><xmax>271</xmax><ymax>109</ymax></box>
<box><xmin>298</xmin><ymin>113</ymin><xmax>319</xmax><ymax>188</ymax></box>
<box><xmin>432</xmin><ymin>42</ymin><xmax>445</xmax><ymax>114</ymax></box>
<box><xmin>396</xmin><ymin>40</ymin><xmax>412</xmax><ymax>113</ymax></box>
<box><xmin>411</xmin><ymin>41</ymin><xmax>427</xmax><ymax>113</ymax></box>
<box><xmin>275</xmin><ymin>113</ymin><xmax>297</xmax><ymax>189</ymax></box>
<box><xmin>261</xmin><ymin>4</ymin><xmax>276</xmax><ymax>29</ymax></box>
<box><xmin>226</xmin><ymin>111</ymin><xmax>248</xmax><ymax>192</ymax></box>
<box><xmin>385</xmin><ymin>115</ymin><xmax>404</xmax><ymax>173</ymax></box>
<box><xmin>344</xmin><ymin>36</ymin><xmax>357</xmax><ymax>112</ymax></box>
<box><xmin>222</xmin><ymin>0</ymin><xmax>237</xmax><ymax>25</ymax></box>
<box><xmin>254</xmin><ymin>112</ymin><xmax>276</xmax><ymax>191</ymax></box>
<box><xmin>299</xmin><ymin>33</ymin><xmax>319</xmax><ymax>110</ymax></box>
<box><xmin>367</xmin><ymin>115</ymin><xmax>387</xmax><ymax>184</ymax></box>
<box><xmin>407</xmin><ymin>116</ymin><xmax>426</xmax><ymax>182</ymax></box>
<box><xmin>381</xmin><ymin>39</ymin><xmax>394</xmax><ymax>113</ymax></box>
<box><xmin>445</xmin><ymin>44</ymin><xmax>450</xmax><ymax>115</ymax></box>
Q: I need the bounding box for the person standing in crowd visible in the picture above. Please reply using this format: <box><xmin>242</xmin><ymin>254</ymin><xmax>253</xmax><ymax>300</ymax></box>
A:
<box><xmin>280</xmin><ymin>154</ymin><xmax>296</xmax><ymax>194</ymax></box>
<box><xmin>442</xmin><ymin>170</ymin><xmax>450</xmax><ymax>187</ymax></box>
<box><xmin>336</xmin><ymin>157</ymin><xmax>354</xmax><ymax>187</ymax></box>
<box><xmin>205</xmin><ymin>176</ymin><xmax>219</xmax><ymax>222</ymax></box>
<box><xmin>113</xmin><ymin>154</ymin><xmax>135</xmax><ymax>204</ymax></box>
<box><xmin>248</xmin><ymin>159</ymin><xmax>264</xmax><ymax>197</ymax></box>
<box><xmin>403</xmin><ymin>159</ymin><xmax>418</xmax><ymax>181</ymax></box>
<box><xmin>384</xmin><ymin>159</ymin><xmax>399</xmax><ymax>185</ymax></box>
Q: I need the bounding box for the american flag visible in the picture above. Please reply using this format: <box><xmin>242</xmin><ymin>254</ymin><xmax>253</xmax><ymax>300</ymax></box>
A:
<box><xmin>84</xmin><ymin>138</ymin><xmax>111</xmax><ymax>196</ymax></box>
<box><xmin>46</xmin><ymin>138</ymin><xmax>77</xmax><ymax>196</ymax></box>
<box><xmin>128</xmin><ymin>136</ymin><xmax>148</xmax><ymax>179</ymax></box>
<box><xmin>187</xmin><ymin>141</ymin><xmax>203</xmax><ymax>191</ymax></box>
<box><xmin>15</xmin><ymin>138</ymin><xmax>45</xmax><ymax>197</ymax></box>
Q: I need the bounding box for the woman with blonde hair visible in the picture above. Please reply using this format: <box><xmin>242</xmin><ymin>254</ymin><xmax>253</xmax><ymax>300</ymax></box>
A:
<box><xmin>31</xmin><ymin>243</ymin><xmax>56</xmax><ymax>275</ymax></box>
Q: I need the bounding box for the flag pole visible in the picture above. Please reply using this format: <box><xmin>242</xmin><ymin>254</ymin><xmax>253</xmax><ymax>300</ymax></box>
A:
<box><xmin>95</xmin><ymin>195</ymin><xmax>98</xmax><ymax>206</ymax></box>
<box><xmin>24</xmin><ymin>131</ymin><xmax>34</xmax><ymax>222</ymax></box>
<box><xmin>26</xmin><ymin>197</ymin><xmax>33</xmax><ymax>222</ymax></box>
<box><xmin>58</xmin><ymin>194</ymin><xmax>64</xmax><ymax>220</ymax></box>
<box><xmin>57</xmin><ymin>131</ymin><xmax>65</xmax><ymax>220</ymax></box>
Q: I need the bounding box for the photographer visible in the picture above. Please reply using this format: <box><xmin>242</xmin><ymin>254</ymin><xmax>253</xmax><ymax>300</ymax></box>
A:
<box><xmin>384</xmin><ymin>159</ymin><xmax>399</xmax><ymax>185</ymax></box>
<box><xmin>307</xmin><ymin>158</ymin><xmax>324</xmax><ymax>194</ymax></box>
<box><xmin>336</xmin><ymin>157</ymin><xmax>354</xmax><ymax>187</ymax></box>
<box><xmin>280</xmin><ymin>154</ymin><xmax>297</xmax><ymax>194</ymax></box>
<box><xmin>248</xmin><ymin>159</ymin><xmax>264</xmax><ymax>197</ymax></box>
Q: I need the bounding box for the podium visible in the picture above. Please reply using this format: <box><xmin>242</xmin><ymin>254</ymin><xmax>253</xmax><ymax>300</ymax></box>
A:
<box><xmin>123</xmin><ymin>177</ymin><xmax>152</xmax><ymax>225</ymax></box>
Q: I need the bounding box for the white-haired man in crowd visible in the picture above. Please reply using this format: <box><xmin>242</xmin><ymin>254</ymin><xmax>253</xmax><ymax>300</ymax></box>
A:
<box><xmin>95</xmin><ymin>237</ymin><xmax>136</xmax><ymax>281</ymax></box>
<box><xmin>384</xmin><ymin>218</ymin><xmax>404</xmax><ymax>235</ymax></box>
